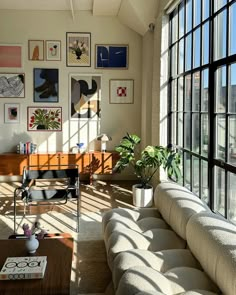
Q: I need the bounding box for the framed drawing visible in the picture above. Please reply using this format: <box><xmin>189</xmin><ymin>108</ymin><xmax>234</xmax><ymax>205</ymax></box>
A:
<box><xmin>69</xmin><ymin>73</ymin><xmax>101</xmax><ymax>119</ymax></box>
<box><xmin>0</xmin><ymin>44</ymin><xmax>22</xmax><ymax>68</ymax></box>
<box><xmin>33</xmin><ymin>68</ymin><xmax>58</xmax><ymax>102</ymax></box>
<box><xmin>4</xmin><ymin>103</ymin><xmax>20</xmax><ymax>123</ymax></box>
<box><xmin>109</xmin><ymin>79</ymin><xmax>134</xmax><ymax>104</ymax></box>
<box><xmin>66</xmin><ymin>32</ymin><xmax>91</xmax><ymax>67</ymax></box>
<box><xmin>28</xmin><ymin>40</ymin><xmax>44</xmax><ymax>61</ymax></box>
<box><xmin>0</xmin><ymin>73</ymin><xmax>25</xmax><ymax>98</ymax></box>
<box><xmin>45</xmin><ymin>40</ymin><xmax>61</xmax><ymax>61</ymax></box>
<box><xmin>95</xmin><ymin>44</ymin><xmax>128</xmax><ymax>69</ymax></box>
<box><xmin>27</xmin><ymin>107</ymin><xmax>62</xmax><ymax>131</ymax></box>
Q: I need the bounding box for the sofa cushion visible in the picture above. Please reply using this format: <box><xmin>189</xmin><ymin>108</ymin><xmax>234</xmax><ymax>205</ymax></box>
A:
<box><xmin>186</xmin><ymin>211</ymin><xmax>236</xmax><ymax>295</ymax></box>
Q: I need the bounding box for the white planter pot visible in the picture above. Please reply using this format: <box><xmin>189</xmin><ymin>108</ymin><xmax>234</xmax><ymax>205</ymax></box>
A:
<box><xmin>132</xmin><ymin>184</ymin><xmax>153</xmax><ymax>207</ymax></box>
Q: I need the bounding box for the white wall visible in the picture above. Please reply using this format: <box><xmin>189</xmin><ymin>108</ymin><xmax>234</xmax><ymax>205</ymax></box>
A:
<box><xmin>0</xmin><ymin>10</ymin><xmax>142</xmax><ymax>153</ymax></box>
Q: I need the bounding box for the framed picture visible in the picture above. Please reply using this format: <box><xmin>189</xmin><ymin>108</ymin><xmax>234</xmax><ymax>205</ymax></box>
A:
<box><xmin>45</xmin><ymin>40</ymin><xmax>61</xmax><ymax>61</ymax></box>
<box><xmin>66</xmin><ymin>32</ymin><xmax>91</xmax><ymax>67</ymax></box>
<box><xmin>28</xmin><ymin>40</ymin><xmax>44</xmax><ymax>61</ymax></box>
<box><xmin>109</xmin><ymin>79</ymin><xmax>134</xmax><ymax>104</ymax></box>
<box><xmin>0</xmin><ymin>44</ymin><xmax>22</xmax><ymax>68</ymax></box>
<box><xmin>33</xmin><ymin>68</ymin><xmax>58</xmax><ymax>102</ymax></box>
<box><xmin>4</xmin><ymin>103</ymin><xmax>20</xmax><ymax>123</ymax></box>
<box><xmin>69</xmin><ymin>73</ymin><xmax>101</xmax><ymax>119</ymax></box>
<box><xmin>27</xmin><ymin>107</ymin><xmax>62</xmax><ymax>131</ymax></box>
<box><xmin>0</xmin><ymin>73</ymin><xmax>25</xmax><ymax>98</ymax></box>
<box><xmin>95</xmin><ymin>44</ymin><xmax>128</xmax><ymax>69</ymax></box>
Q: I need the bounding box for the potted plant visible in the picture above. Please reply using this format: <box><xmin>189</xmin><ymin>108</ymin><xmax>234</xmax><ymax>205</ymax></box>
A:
<box><xmin>113</xmin><ymin>133</ymin><xmax>181</xmax><ymax>207</ymax></box>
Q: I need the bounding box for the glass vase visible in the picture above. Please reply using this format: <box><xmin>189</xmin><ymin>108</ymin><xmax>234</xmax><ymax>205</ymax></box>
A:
<box><xmin>25</xmin><ymin>234</ymin><xmax>39</xmax><ymax>254</ymax></box>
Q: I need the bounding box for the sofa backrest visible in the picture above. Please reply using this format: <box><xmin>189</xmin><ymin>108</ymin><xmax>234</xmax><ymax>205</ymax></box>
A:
<box><xmin>186</xmin><ymin>211</ymin><xmax>236</xmax><ymax>295</ymax></box>
<box><xmin>154</xmin><ymin>181</ymin><xmax>210</xmax><ymax>240</ymax></box>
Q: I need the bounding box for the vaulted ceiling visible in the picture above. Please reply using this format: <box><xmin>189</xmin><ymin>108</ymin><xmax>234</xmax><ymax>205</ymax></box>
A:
<box><xmin>0</xmin><ymin>0</ymin><xmax>159</xmax><ymax>36</ymax></box>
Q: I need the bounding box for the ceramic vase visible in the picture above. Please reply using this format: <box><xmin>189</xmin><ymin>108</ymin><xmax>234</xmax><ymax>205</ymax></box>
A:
<box><xmin>25</xmin><ymin>234</ymin><xmax>39</xmax><ymax>254</ymax></box>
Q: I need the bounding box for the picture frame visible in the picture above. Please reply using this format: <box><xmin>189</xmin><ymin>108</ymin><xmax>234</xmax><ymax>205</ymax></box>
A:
<box><xmin>109</xmin><ymin>79</ymin><xmax>134</xmax><ymax>104</ymax></box>
<box><xmin>4</xmin><ymin>103</ymin><xmax>20</xmax><ymax>123</ymax></box>
<box><xmin>0</xmin><ymin>44</ymin><xmax>22</xmax><ymax>68</ymax></box>
<box><xmin>45</xmin><ymin>40</ymin><xmax>61</xmax><ymax>61</ymax></box>
<box><xmin>95</xmin><ymin>44</ymin><xmax>128</xmax><ymax>69</ymax></box>
<box><xmin>66</xmin><ymin>32</ymin><xmax>91</xmax><ymax>67</ymax></box>
<box><xmin>28</xmin><ymin>40</ymin><xmax>44</xmax><ymax>61</ymax></box>
<box><xmin>27</xmin><ymin>107</ymin><xmax>62</xmax><ymax>131</ymax></box>
<box><xmin>69</xmin><ymin>73</ymin><xmax>101</xmax><ymax>119</ymax></box>
<box><xmin>0</xmin><ymin>73</ymin><xmax>25</xmax><ymax>98</ymax></box>
<box><xmin>33</xmin><ymin>68</ymin><xmax>58</xmax><ymax>103</ymax></box>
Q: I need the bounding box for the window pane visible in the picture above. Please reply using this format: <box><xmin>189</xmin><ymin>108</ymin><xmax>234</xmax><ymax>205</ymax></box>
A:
<box><xmin>171</xmin><ymin>113</ymin><xmax>177</xmax><ymax>145</ymax></box>
<box><xmin>214</xmin><ymin>10</ymin><xmax>227</xmax><ymax>61</ymax></box>
<box><xmin>229</xmin><ymin>63</ymin><xmax>236</xmax><ymax>113</ymax></box>
<box><xmin>192</xmin><ymin>113</ymin><xmax>200</xmax><ymax>153</ymax></box>
<box><xmin>179</xmin><ymin>2</ymin><xmax>185</xmax><ymax>38</ymax></box>
<box><xmin>215</xmin><ymin>66</ymin><xmax>226</xmax><ymax>113</ymax></box>
<box><xmin>172</xmin><ymin>8</ymin><xmax>178</xmax><ymax>43</ymax></box>
<box><xmin>201</xmin><ymin>69</ymin><xmax>209</xmax><ymax>111</ymax></box>
<box><xmin>193</xmin><ymin>0</ymin><xmax>201</xmax><ymax>27</ymax></box>
<box><xmin>186</xmin><ymin>0</ymin><xmax>193</xmax><ymax>33</ymax></box>
<box><xmin>228</xmin><ymin>172</ymin><xmax>236</xmax><ymax>222</ymax></box>
<box><xmin>192</xmin><ymin>156</ymin><xmax>199</xmax><ymax>194</ymax></box>
<box><xmin>202</xmin><ymin>21</ymin><xmax>209</xmax><ymax>65</ymax></box>
<box><xmin>184</xmin><ymin>152</ymin><xmax>191</xmax><ymax>189</ymax></box>
<box><xmin>214</xmin><ymin>166</ymin><xmax>225</xmax><ymax>216</ymax></box>
<box><xmin>185</xmin><ymin>34</ymin><xmax>192</xmax><ymax>71</ymax></box>
<box><xmin>229</xmin><ymin>115</ymin><xmax>236</xmax><ymax>165</ymax></box>
<box><xmin>184</xmin><ymin>113</ymin><xmax>191</xmax><ymax>149</ymax></box>
<box><xmin>216</xmin><ymin>115</ymin><xmax>226</xmax><ymax>160</ymax></box>
<box><xmin>178</xmin><ymin>77</ymin><xmax>184</xmax><ymax>110</ymax></box>
<box><xmin>201</xmin><ymin>114</ymin><xmax>208</xmax><ymax>156</ymax></box>
<box><xmin>214</xmin><ymin>0</ymin><xmax>227</xmax><ymax>12</ymax></box>
<box><xmin>178</xmin><ymin>112</ymin><xmax>183</xmax><ymax>146</ymax></box>
<box><xmin>171</xmin><ymin>44</ymin><xmax>178</xmax><ymax>77</ymax></box>
<box><xmin>171</xmin><ymin>79</ymin><xmax>177</xmax><ymax>111</ymax></box>
<box><xmin>229</xmin><ymin>3</ymin><xmax>236</xmax><ymax>55</ymax></box>
<box><xmin>202</xmin><ymin>0</ymin><xmax>210</xmax><ymax>20</ymax></box>
<box><xmin>179</xmin><ymin>39</ymin><xmax>184</xmax><ymax>74</ymax></box>
<box><xmin>193</xmin><ymin>71</ymin><xmax>200</xmax><ymax>111</ymax></box>
<box><xmin>193</xmin><ymin>28</ymin><xmax>201</xmax><ymax>68</ymax></box>
<box><xmin>201</xmin><ymin>160</ymin><xmax>209</xmax><ymax>203</ymax></box>
<box><xmin>185</xmin><ymin>74</ymin><xmax>192</xmax><ymax>111</ymax></box>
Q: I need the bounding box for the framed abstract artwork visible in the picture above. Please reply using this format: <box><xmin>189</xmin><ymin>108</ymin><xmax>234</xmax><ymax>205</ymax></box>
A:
<box><xmin>33</xmin><ymin>68</ymin><xmax>58</xmax><ymax>102</ymax></box>
<box><xmin>66</xmin><ymin>32</ymin><xmax>91</xmax><ymax>67</ymax></box>
<box><xmin>95</xmin><ymin>44</ymin><xmax>128</xmax><ymax>69</ymax></box>
<box><xmin>28</xmin><ymin>40</ymin><xmax>44</xmax><ymax>61</ymax></box>
<box><xmin>0</xmin><ymin>44</ymin><xmax>22</xmax><ymax>68</ymax></box>
<box><xmin>69</xmin><ymin>73</ymin><xmax>101</xmax><ymax>119</ymax></box>
<box><xmin>45</xmin><ymin>40</ymin><xmax>61</xmax><ymax>61</ymax></box>
<box><xmin>27</xmin><ymin>107</ymin><xmax>62</xmax><ymax>131</ymax></box>
<box><xmin>4</xmin><ymin>103</ymin><xmax>20</xmax><ymax>123</ymax></box>
<box><xmin>0</xmin><ymin>73</ymin><xmax>25</xmax><ymax>98</ymax></box>
<box><xmin>109</xmin><ymin>79</ymin><xmax>134</xmax><ymax>104</ymax></box>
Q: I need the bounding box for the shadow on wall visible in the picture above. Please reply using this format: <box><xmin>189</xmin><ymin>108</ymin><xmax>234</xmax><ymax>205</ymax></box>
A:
<box><xmin>0</xmin><ymin>132</ymin><xmax>33</xmax><ymax>153</ymax></box>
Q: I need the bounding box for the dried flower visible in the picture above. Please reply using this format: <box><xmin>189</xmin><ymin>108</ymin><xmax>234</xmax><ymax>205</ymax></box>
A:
<box><xmin>22</xmin><ymin>222</ymin><xmax>46</xmax><ymax>239</ymax></box>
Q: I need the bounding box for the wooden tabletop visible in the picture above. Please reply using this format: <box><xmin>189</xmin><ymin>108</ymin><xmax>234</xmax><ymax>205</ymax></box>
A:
<box><xmin>0</xmin><ymin>237</ymin><xmax>73</xmax><ymax>295</ymax></box>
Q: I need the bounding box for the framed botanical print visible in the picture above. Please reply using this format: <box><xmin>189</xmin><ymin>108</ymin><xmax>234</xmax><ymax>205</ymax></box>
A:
<box><xmin>109</xmin><ymin>79</ymin><xmax>134</xmax><ymax>104</ymax></box>
<box><xmin>4</xmin><ymin>103</ymin><xmax>20</xmax><ymax>123</ymax></box>
<box><xmin>66</xmin><ymin>32</ymin><xmax>91</xmax><ymax>67</ymax></box>
<box><xmin>95</xmin><ymin>44</ymin><xmax>128</xmax><ymax>69</ymax></box>
<box><xmin>0</xmin><ymin>73</ymin><xmax>25</xmax><ymax>98</ymax></box>
<box><xmin>33</xmin><ymin>68</ymin><xmax>58</xmax><ymax>102</ymax></box>
<box><xmin>0</xmin><ymin>44</ymin><xmax>22</xmax><ymax>68</ymax></box>
<box><xmin>27</xmin><ymin>107</ymin><xmax>62</xmax><ymax>131</ymax></box>
<box><xmin>45</xmin><ymin>40</ymin><xmax>61</xmax><ymax>61</ymax></box>
<box><xmin>28</xmin><ymin>40</ymin><xmax>44</xmax><ymax>61</ymax></box>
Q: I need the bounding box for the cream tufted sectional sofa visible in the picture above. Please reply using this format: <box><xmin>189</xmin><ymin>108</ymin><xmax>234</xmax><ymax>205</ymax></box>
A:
<box><xmin>102</xmin><ymin>181</ymin><xmax>236</xmax><ymax>295</ymax></box>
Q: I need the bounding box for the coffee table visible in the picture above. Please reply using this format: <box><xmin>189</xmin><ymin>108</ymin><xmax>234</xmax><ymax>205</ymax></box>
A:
<box><xmin>0</xmin><ymin>236</ymin><xmax>73</xmax><ymax>295</ymax></box>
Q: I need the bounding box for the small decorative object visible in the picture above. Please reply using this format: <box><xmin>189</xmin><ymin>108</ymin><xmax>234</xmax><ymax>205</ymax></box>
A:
<box><xmin>45</xmin><ymin>40</ymin><xmax>61</xmax><ymax>61</ymax></box>
<box><xmin>76</xmin><ymin>143</ymin><xmax>86</xmax><ymax>153</ymax></box>
<box><xmin>23</xmin><ymin>222</ymin><xmax>46</xmax><ymax>254</ymax></box>
<box><xmin>109</xmin><ymin>79</ymin><xmax>134</xmax><ymax>104</ymax></box>
<box><xmin>96</xmin><ymin>134</ymin><xmax>112</xmax><ymax>152</ymax></box>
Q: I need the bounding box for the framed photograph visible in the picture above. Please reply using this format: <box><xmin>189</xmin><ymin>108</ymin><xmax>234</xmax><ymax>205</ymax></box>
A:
<box><xmin>27</xmin><ymin>107</ymin><xmax>62</xmax><ymax>131</ymax></box>
<box><xmin>69</xmin><ymin>73</ymin><xmax>101</xmax><ymax>119</ymax></box>
<box><xmin>0</xmin><ymin>73</ymin><xmax>25</xmax><ymax>98</ymax></box>
<box><xmin>28</xmin><ymin>40</ymin><xmax>44</xmax><ymax>61</ymax></box>
<box><xmin>0</xmin><ymin>44</ymin><xmax>22</xmax><ymax>68</ymax></box>
<box><xmin>95</xmin><ymin>44</ymin><xmax>128</xmax><ymax>69</ymax></box>
<box><xmin>4</xmin><ymin>103</ymin><xmax>20</xmax><ymax>123</ymax></box>
<box><xmin>45</xmin><ymin>40</ymin><xmax>61</xmax><ymax>61</ymax></box>
<box><xmin>109</xmin><ymin>79</ymin><xmax>134</xmax><ymax>104</ymax></box>
<box><xmin>33</xmin><ymin>68</ymin><xmax>58</xmax><ymax>102</ymax></box>
<box><xmin>66</xmin><ymin>32</ymin><xmax>91</xmax><ymax>67</ymax></box>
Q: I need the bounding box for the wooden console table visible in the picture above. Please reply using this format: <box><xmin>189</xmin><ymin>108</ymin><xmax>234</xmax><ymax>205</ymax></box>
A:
<box><xmin>0</xmin><ymin>152</ymin><xmax>119</xmax><ymax>180</ymax></box>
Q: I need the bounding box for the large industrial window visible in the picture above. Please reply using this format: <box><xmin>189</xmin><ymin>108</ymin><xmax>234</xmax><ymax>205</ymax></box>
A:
<box><xmin>168</xmin><ymin>0</ymin><xmax>236</xmax><ymax>222</ymax></box>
